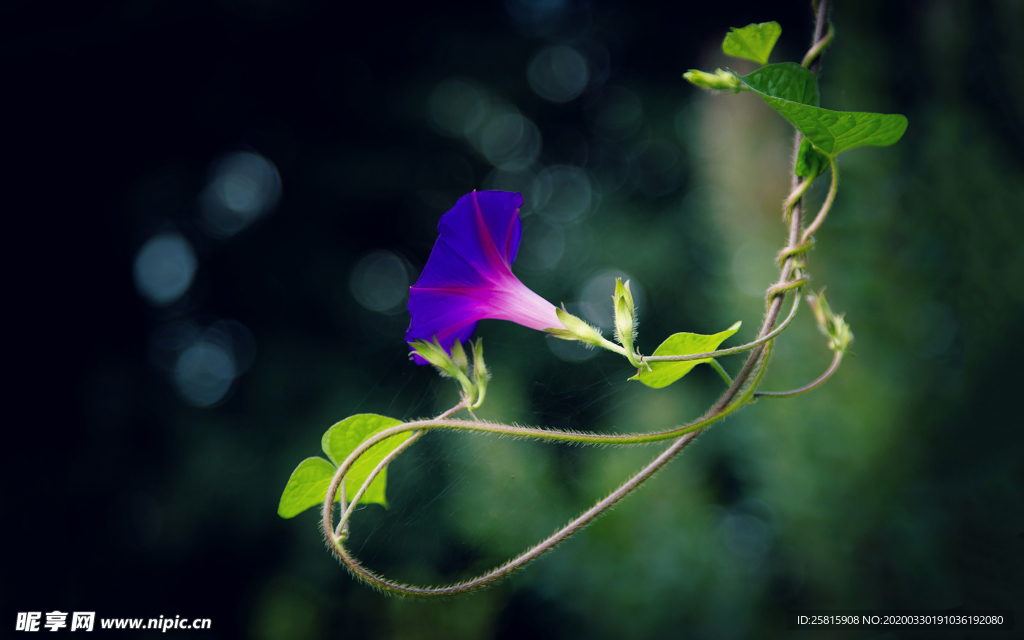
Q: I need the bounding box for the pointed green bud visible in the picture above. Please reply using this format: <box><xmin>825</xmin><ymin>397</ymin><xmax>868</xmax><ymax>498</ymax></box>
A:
<box><xmin>450</xmin><ymin>339</ymin><xmax>469</xmax><ymax>375</ymax></box>
<box><xmin>683</xmin><ymin>68</ymin><xmax>742</xmax><ymax>92</ymax></box>
<box><xmin>613</xmin><ymin>279</ymin><xmax>643</xmax><ymax>368</ymax></box>
<box><xmin>548</xmin><ymin>306</ymin><xmax>605</xmax><ymax>348</ymax></box>
<box><xmin>806</xmin><ymin>290</ymin><xmax>854</xmax><ymax>353</ymax></box>
<box><xmin>471</xmin><ymin>339</ymin><xmax>489</xmax><ymax>409</ymax></box>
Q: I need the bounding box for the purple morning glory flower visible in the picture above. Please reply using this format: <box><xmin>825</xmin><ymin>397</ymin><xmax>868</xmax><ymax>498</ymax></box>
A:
<box><xmin>406</xmin><ymin>190</ymin><xmax>564</xmax><ymax>363</ymax></box>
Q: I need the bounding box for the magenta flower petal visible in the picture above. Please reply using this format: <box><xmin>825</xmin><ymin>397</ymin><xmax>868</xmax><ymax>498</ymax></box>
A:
<box><xmin>406</xmin><ymin>190</ymin><xmax>564</xmax><ymax>363</ymax></box>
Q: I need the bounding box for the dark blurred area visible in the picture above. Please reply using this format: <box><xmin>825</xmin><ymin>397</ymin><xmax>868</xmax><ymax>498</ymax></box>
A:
<box><xmin>4</xmin><ymin>0</ymin><xmax>1022</xmax><ymax>638</ymax></box>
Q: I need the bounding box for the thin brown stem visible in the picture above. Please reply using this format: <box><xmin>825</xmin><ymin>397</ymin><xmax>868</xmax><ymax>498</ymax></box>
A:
<box><xmin>754</xmin><ymin>351</ymin><xmax>843</xmax><ymax>398</ymax></box>
<box><xmin>327</xmin><ymin>343</ymin><xmax>775</xmax><ymax>597</ymax></box>
<box><xmin>323</xmin><ymin>399</ymin><xmax>469</xmax><ymax>540</ymax></box>
<box><xmin>337</xmin><ymin>431</ymin><xmax>425</xmax><ymax>535</ymax></box>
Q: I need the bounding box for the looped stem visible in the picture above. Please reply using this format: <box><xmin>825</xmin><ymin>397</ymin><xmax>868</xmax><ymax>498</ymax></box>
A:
<box><xmin>755</xmin><ymin>350</ymin><xmax>843</xmax><ymax>399</ymax></box>
<box><xmin>323</xmin><ymin>399</ymin><xmax>469</xmax><ymax>541</ymax></box>
<box><xmin>784</xmin><ymin>175</ymin><xmax>814</xmax><ymax>222</ymax></box>
<box><xmin>801</xmin><ymin>24</ymin><xmax>834</xmax><ymax>68</ymax></box>
<box><xmin>799</xmin><ymin>156</ymin><xmax>840</xmax><ymax>245</ymax></box>
<box><xmin>766</xmin><ymin>277</ymin><xmax>809</xmax><ymax>303</ymax></box>
<box><xmin>324</xmin><ymin>343</ymin><xmax>775</xmax><ymax>597</ymax></box>
<box><xmin>778</xmin><ymin>240</ymin><xmax>814</xmax><ymax>268</ymax></box>
<box><xmin>336</xmin><ymin>430</ymin><xmax>425</xmax><ymax>536</ymax></box>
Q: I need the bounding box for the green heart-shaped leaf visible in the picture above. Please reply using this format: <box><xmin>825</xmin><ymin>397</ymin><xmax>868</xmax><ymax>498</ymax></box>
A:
<box><xmin>739</xmin><ymin>63</ymin><xmax>908</xmax><ymax>156</ymax></box>
<box><xmin>278</xmin><ymin>457</ymin><xmax>339</xmax><ymax>519</ymax></box>
<box><xmin>322</xmin><ymin>414</ymin><xmax>412</xmax><ymax>508</ymax></box>
<box><xmin>741</xmin><ymin>62</ymin><xmax>819</xmax><ymax>106</ymax></box>
<box><xmin>631</xmin><ymin>322</ymin><xmax>742</xmax><ymax>389</ymax></box>
<box><xmin>722</xmin><ymin>22</ymin><xmax>782</xmax><ymax>65</ymax></box>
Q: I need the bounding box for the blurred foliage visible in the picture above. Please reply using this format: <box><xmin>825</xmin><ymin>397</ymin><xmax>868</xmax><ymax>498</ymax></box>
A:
<box><xmin>4</xmin><ymin>0</ymin><xmax>1022</xmax><ymax>638</ymax></box>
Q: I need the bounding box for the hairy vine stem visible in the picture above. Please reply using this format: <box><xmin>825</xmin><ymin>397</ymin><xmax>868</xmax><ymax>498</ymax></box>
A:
<box><xmin>754</xmin><ymin>350</ymin><xmax>843</xmax><ymax>399</ymax></box>
<box><xmin>323</xmin><ymin>0</ymin><xmax>835</xmax><ymax>597</ymax></box>
<box><xmin>325</xmin><ymin>343</ymin><xmax>774</xmax><ymax>598</ymax></box>
<box><xmin>800</xmin><ymin>155</ymin><xmax>840</xmax><ymax>244</ymax></box>
<box><xmin>334</xmin><ymin>400</ymin><xmax>468</xmax><ymax>537</ymax></box>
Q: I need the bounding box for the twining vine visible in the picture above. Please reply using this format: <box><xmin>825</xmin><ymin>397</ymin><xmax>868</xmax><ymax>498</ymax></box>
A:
<box><xmin>276</xmin><ymin>0</ymin><xmax>906</xmax><ymax>598</ymax></box>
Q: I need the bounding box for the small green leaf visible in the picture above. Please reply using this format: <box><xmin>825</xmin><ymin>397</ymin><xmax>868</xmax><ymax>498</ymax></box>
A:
<box><xmin>321</xmin><ymin>414</ymin><xmax>412</xmax><ymax>507</ymax></box>
<box><xmin>795</xmin><ymin>137</ymin><xmax>829</xmax><ymax>178</ymax></box>
<box><xmin>631</xmin><ymin>322</ymin><xmax>742</xmax><ymax>389</ymax></box>
<box><xmin>722</xmin><ymin>22</ymin><xmax>782</xmax><ymax>65</ymax></box>
<box><xmin>740</xmin><ymin>62</ymin><xmax>819</xmax><ymax>106</ymax></box>
<box><xmin>278</xmin><ymin>457</ymin><xmax>339</xmax><ymax>519</ymax></box>
<box><xmin>737</xmin><ymin>64</ymin><xmax>908</xmax><ymax>156</ymax></box>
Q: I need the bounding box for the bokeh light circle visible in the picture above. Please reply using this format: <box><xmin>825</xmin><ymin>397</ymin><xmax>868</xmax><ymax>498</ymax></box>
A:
<box><xmin>350</xmin><ymin>251</ymin><xmax>410</xmax><ymax>313</ymax></box>
<box><xmin>528</xmin><ymin>45</ymin><xmax>589</xmax><ymax>103</ymax></box>
<box><xmin>427</xmin><ymin>79</ymin><xmax>487</xmax><ymax>137</ymax></box>
<box><xmin>133</xmin><ymin>232</ymin><xmax>197</xmax><ymax>306</ymax></box>
<box><xmin>533</xmin><ymin>165</ymin><xmax>593</xmax><ymax>224</ymax></box>
<box><xmin>173</xmin><ymin>340</ymin><xmax>236</xmax><ymax>407</ymax></box>
<box><xmin>480</xmin><ymin>113</ymin><xmax>542</xmax><ymax>171</ymax></box>
<box><xmin>200</xmin><ymin>152</ymin><xmax>282</xmax><ymax>237</ymax></box>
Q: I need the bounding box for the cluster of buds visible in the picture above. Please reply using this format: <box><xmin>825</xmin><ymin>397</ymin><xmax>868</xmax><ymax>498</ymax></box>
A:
<box><xmin>807</xmin><ymin>290</ymin><xmax>853</xmax><ymax>353</ymax></box>
<box><xmin>545</xmin><ymin>278</ymin><xmax>646</xmax><ymax>369</ymax></box>
<box><xmin>409</xmin><ymin>338</ymin><xmax>490</xmax><ymax>408</ymax></box>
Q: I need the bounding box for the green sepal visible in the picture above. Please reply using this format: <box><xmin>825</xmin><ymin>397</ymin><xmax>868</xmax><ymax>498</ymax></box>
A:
<box><xmin>738</xmin><ymin>63</ymin><xmax>908</xmax><ymax>156</ymax></box>
<box><xmin>277</xmin><ymin>457</ymin><xmax>339</xmax><ymax>519</ymax></box>
<box><xmin>321</xmin><ymin>414</ymin><xmax>413</xmax><ymax>508</ymax></box>
<box><xmin>410</xmin><ymin>338</ymin><xmax>475</xmax><ymax>399</ymax></box>
<box><xmin>721</xmin><ymin>21</ymin><xmax>782</xmax><ymax>65</ymax></box>
<box><xmin>795</xmin><ymin>137</ymin><xmax>830</xmax><ymax>178</ymax></box>
<box><xmin>450</xmin><ymin>339</ymin><xmax>469</xmax><ymax>375</ymax></box>
<box><xmin>631</xmin><ymin>322</ymin><xmax>742</xmax><ymax>389</ymax></box>
<box><xmin>471</xmin><ymin>339</ymin><xmax>489</xmax><ymax>409</ymax></box>
<box><xmin>409</xmin><ymin>339</ymin><xmax>458</xmax><ymax>376</ymax></box>
<box><xmin>613</xmin><ymin>279</ymin><xmax>642</xmax><ymax>368</ymax></box>
<box><xmin>548</xmin><ymin>307</ymin><xmax>605</xmax><ymax>347</ymax></box>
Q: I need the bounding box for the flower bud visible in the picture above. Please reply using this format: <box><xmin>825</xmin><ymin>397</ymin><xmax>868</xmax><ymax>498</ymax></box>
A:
<box><xmin>471</xmin><ymin>339</ymin><xmax>490</xmax><ymax>409</ymax></box>
<box><xmin>613</xmin><ymin>278</ymin><xmax>643</xmax><ymax>368</ymax></box>
<box><xmin>548</xmin><ymin>307</ymin><xmax>606</xmax><ymax>348</ymax></box>
<box><xmin>806</xmin><ymin>291</ymin><xmax>854</xmax><ymax>353</ymax></box>
<box><xmin>450</xmin><ymin>339</ymin><xmax>469</xmax><ymax>375</ymax></box>
<box><xmin>683</xmin><ymin>68</ymin><xmax>741</xmax><ymax>92</ymax></box>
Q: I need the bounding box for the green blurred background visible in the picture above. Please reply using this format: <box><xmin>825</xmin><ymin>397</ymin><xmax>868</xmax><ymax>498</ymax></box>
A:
<box><xmin>5</xmin><ymin>0</ymin><xmax>1022</xmax><ymax>638</ymax></box>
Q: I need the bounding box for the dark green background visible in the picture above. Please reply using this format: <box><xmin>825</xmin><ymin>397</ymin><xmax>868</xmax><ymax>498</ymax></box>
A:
<box><xmin>5</xmin><ymin>0</ymin><xmax>1021</xmax><ymax>638</ymax></box>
